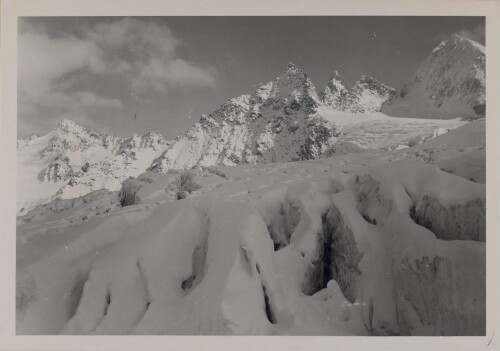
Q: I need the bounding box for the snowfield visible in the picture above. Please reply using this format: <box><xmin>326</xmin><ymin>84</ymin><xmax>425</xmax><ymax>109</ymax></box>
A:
<box><xmin>17</xmin><ymin>119</ymin><xmax>486</xmax><ymax>335</ymax></box>
<box><xmin>16</xmin><ymin>35</ymin><xmax>487</xmax><ymax>336</ymax></box>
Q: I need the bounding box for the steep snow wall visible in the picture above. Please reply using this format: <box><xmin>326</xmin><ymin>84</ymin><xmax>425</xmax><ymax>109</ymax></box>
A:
<box><xmin>265</xmin><ymin>161</ymin><xmax>486</xmax><ymax>335</ymax></box>
<box><xmin>414</xmin><ymin>195</ymin><xmax>485</xmax><ymax>242</ymax></box>
<box><xmin>322</xmin><ymin>204</ymin><xmax>362</xmax><ymax>303</ymax></box>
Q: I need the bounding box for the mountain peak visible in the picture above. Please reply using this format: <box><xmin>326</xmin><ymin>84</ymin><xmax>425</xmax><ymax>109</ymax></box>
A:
<box><xmin>383</xmin><ymin>32</ymin><xmax>485</xmax><ymax>119</ymax></box>
<box><xmin>17</xmin><ymin>132</ymin><xmax>40</xmax><ymax>149</ymax></box>
<box><xmin>57</xmin><ymin>119</ymin><xmax>79</xmax><ymax>129</ymax></box>
<box><xmin>357</xmin><ymin>74</ymin><xmax>372</xmax><ymax>83</ymax></box>
<box><xmin>331</xmin><ymin>70</ymin><xmax>341</xmax><ymax>80</ymax></box>
<box><xmin>321</xmin><ymin>72</ymin><xmax>396</xmax><ymax>113</ymax></box>
<box><xmin>451</xmin><ymin>33</ymin><xmax>476</xmax><ymax>44</ymax></box>
<box><xmin>283</xmin><ymin>62</ymin><xmax>308</xmax><ymax>78</ymax></box>
<box><xmin>324</xmin><ymin>70</ymin><xmax>345</xmax><ymax>90</ymax></box>
<box><xmin>56</xmin><ymin>119</ymin><xmax>91</xmax><ymax>136</ymax></box>
<box><xmin>432</xmin><ymin>34</ymin><xmax>485</xmax><ymax>55</ymax></box>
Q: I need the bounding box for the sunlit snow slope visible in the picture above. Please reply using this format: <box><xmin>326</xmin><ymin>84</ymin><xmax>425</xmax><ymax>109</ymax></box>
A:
<box><xmin>17</xmin><ymin>119</ymin><xmax>485</xmax><ymax>335</ymax></box>
<box><xmin>17</xmin><ymin>120</ymin><xmax>171</xmax><ymax>214</ymax></box>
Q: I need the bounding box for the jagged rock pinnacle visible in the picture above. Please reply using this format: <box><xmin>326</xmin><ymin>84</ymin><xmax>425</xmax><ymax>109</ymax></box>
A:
<box><xmin>286</xmin><ymin>62</ymin><xmax>298</xmax><ymax>71</ymax></box>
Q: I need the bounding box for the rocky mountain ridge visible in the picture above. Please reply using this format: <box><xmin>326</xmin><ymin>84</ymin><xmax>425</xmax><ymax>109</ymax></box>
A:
<box><xmin>153</xmin><ymin>62</ymin><xmax>402</xmax><ymax>172</ymax></box>
<box><xmin>320</xmin><ymin>71</ymin><xmax>397</xmax><ymax>113</ymax></box>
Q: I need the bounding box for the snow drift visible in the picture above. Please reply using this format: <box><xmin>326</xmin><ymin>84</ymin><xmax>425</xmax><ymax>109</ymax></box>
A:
<box><xmin>16</xmin><ymin>37</ymin><xmax>486</xmax><ymax>336</ymax></box>
<box><xmin>17</xmin><ymin>152</ymin><xmax>485</xmax><ymax>335</ymax></box>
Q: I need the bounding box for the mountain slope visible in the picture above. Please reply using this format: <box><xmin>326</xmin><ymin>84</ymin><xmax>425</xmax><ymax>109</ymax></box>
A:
<box><xmin>17</xmin><ymin>63</ymin><xmax>469</xmax><ymax>211</ymax></box>
<box><xmin>17</xmin><ymin>120</ymin><xmax>171</xmax><ymax>214</ymax></box>
<box><xmin>153</xmin><ymin>63</ymin><xmax>339</xmax><ymax>172</ymax></box>
<box><xmin>153</xmin><ymin>63</ymin><xmax>462</xmax><ymax>173</ymax></box>
<box><xmin>382</xmin><ymin>35</ymin><xmax>485</xmax><ymax>119</ymax></box>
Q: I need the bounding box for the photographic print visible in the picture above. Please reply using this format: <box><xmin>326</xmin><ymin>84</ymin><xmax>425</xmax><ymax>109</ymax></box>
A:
<box><xmin>14</xmin><ymin>15</ymin><xmax>487</xmax><ymax>336</ymax></box>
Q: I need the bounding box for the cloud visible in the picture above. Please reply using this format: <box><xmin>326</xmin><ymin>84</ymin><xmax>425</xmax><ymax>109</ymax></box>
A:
<box><xmin>456</xmin><ymin>24</ymin><xmax>485</xmax><ymax>45</ymax></box>
<box><xmin>433</xmin><ymin>23</ymin><xmax>485</xmax><ymax>46</ymax></box>
<box><xmin>18</xmin><ymin>18</ymin><xmax>217</xmax><ymax>136</ymax></box>
<box><xmin>135</xmin><ymin>58</ymin><xmax>217</xmax><ymax>92</ymax></box>
<box><xmin>18</xmin><ymin>22</ymin><xmax>107</xmax><ymax>102</ymax></box>
<box><xmin>85</xmin><ymin>18</ymin><xmax>217</xmax><ymax>90</ymax></box>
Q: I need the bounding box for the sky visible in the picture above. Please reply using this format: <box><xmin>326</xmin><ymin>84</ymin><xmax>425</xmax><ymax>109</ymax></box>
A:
<box><xmin>18</xmin><ymin>16</ymin><xmax>485</xmax><ymax>139</ymax></box>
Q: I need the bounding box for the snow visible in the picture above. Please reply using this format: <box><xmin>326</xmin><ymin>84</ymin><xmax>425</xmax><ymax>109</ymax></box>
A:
<box><xmin>394</xmin><ymin>119</ymin><xmax>486</xmax><ymax>183</ymax></box>
<box><xmin>320</xmin><ymin>72</ymin><xmax>396</xmax><ymax>113</ymax></box>
<box><xmin>16</xmin><ymin>42</ymin><xmax>486</xmax><ymax>335</ymax></box>
<box><xmin>17</xmin><ymin>131</ymin><xmax>63</xmax><ymax>212</ymax></box>
<box><xmin>17</xmin><ymin>121</ymin><xmax>171</xmax><ymax>214</ymax></box>
<box><xmin>17</xmin><ymin>61</ymin><xmax>471</xmax><ymax>212</ymax></box>
<box><xmin>17</xmin><ymin>127</ymin><xmax>486</xmax><ymax>334</ymax></box>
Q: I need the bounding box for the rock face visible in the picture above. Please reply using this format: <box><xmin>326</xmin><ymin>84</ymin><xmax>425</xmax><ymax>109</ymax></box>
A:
<box><xmin>320</xmin><ymin>72</ymin><xmax>397</xmax><ymax>113</ymax></box>
<box><xmin>154</xmin><ymin>64</ymin><xmax>401</xmax><ymax>173</ymax></box>
<box><xmin>383</xmin><ymin>35</ymin><xmax>485</xmax><ymax>119</ymax></box>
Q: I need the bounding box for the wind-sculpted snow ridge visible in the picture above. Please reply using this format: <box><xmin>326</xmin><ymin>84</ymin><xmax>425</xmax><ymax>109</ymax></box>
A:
<box><xmin>17</xmin><ymin>120</ymin><xmax>171</xmax><ymax>215</ymax></box>
<box><xmin>383</xmin><ymin>35</ymin><xmax>485</xmax><ymax>120</ymax></box>
<box><xmin>17</xmin><ymin>150</ymin><xmax>485</xmax><ymax>335</ymax></box>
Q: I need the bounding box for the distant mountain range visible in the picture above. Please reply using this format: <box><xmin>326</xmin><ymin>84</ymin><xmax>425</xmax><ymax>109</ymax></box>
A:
<box><xmin>17</xmin><ymin>35</ymin><xmax>484</xmax><ymax>212</ymax></box>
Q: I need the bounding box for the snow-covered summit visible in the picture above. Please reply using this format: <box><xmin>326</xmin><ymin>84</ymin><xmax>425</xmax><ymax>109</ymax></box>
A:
<box><xmin>17</xmin><ymin>120</ymin><xmax>171</xmax><ymax>214</ymax></box>
<box><xmin>319</xmin><ymin>72</ymin><xmax>397</xmax><ymax>113</ymax></box>
<box><xmin>17</xmin><ymin>132</ymin><xmax>40</xmax><ymax>149</ymax></box>
<box><xmin>263</xmin><ymin>62</ymin><xmax>321</xmax><ymax>111</ymax></box>
<box><xmin>349</xmin><ymin>75</ymin><xmax>398</xmax><ymax>112</ymax></box>
<box><xmin>153</xmin><ymin>63</ymin><xmax>336</xmax><ymax>172</ymax></box>
<box><xmin>383</xmin><ymin>35</ymin><xmax>485</xmax><ymax>119</ymax></box>
<box><xmin>319</xmin><ymin>71</ymin><xmax>349</xmax><ymax>111</ymax></box>
<box><xmin>41</xmin><ymin>120</ymin><xmax>122</xmax><ymax>157</ymax></box>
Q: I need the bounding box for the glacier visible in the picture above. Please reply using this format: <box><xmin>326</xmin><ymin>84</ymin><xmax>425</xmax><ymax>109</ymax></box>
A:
<box><xmin>16</xmin><ymin>35</ymin><xmax>487</xmax><ymax>336</ymax></box>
